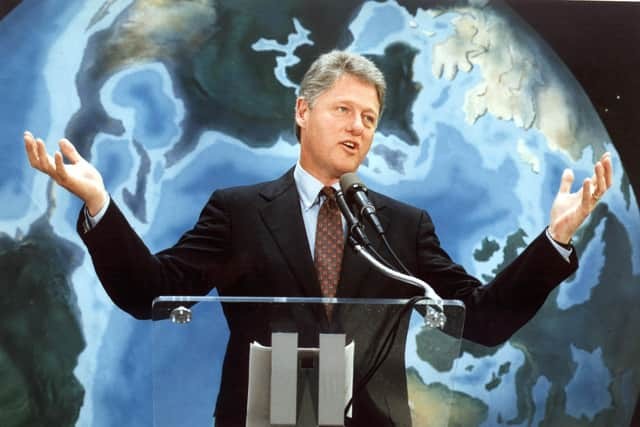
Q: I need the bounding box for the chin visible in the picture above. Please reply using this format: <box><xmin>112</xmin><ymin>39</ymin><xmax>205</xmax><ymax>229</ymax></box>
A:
<box><xmin>335</xmin><ymin>168</ymin><xmax>357</xmax><ymax>178</ymax></box>
<box><xmin>329</xmin><ymin>159</ymin><xmax>362</xmax><ymax>179</ymax></box>
<box><xmin>340</xmin><ymin>162</ymin><xmax>361</xmax><ymax>174</ymax></box>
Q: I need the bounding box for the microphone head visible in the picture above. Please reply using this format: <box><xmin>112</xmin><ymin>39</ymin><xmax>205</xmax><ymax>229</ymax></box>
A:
<box><xmin>340</xmin><ymin>172</ymin><xmax>368</xmax><ymax>195</ymax></box>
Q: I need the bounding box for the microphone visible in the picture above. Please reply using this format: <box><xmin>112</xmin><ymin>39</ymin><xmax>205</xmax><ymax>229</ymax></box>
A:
<box><xmin>335</xmin><ymin>189</ymin><xmax>370</xmax><ymax>247</ymax></box>
<box><xmin>339</xmin><ymin>173</ymin><xmax>385</xmax><ymax>235</ymax></box>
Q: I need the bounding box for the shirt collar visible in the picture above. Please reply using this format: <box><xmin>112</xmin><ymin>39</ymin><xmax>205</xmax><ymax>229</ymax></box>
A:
<box><xmin>293</xmin><ymin>162</ymin><xmax>340</xmax><ymax>211</ymax></box>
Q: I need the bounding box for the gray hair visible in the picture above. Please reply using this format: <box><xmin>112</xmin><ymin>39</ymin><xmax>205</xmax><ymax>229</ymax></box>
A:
<box><xmin>295</xmin><ymin>50</ymin><xmax>386</xmax><ymax>141</ymax></box>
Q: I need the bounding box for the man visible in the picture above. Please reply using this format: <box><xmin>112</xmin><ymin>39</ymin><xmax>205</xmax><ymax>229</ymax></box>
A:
<box><xmin>24</xmin><ymin>51</ymin><xmax>612</xmax><ymax>426</ymax></box>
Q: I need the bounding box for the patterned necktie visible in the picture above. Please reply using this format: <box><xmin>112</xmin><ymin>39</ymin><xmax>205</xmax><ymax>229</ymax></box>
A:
<box><xmin>314</xmin><ymin>187</ymin><xmax>344</xmax><ymax>315</ymax></box>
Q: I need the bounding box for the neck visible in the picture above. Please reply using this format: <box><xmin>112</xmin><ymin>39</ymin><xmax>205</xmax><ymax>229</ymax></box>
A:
<box><xmin>298</xmin><ymin>161</ymin><xmax>340</xmax><ymax>187</ymax></box>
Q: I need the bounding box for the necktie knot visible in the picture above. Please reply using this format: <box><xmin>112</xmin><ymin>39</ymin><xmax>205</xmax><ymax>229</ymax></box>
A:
<box><xmin>320</xmin><ymin>186</ymin><xmax>336</xmax><ymax>201</ymax></box>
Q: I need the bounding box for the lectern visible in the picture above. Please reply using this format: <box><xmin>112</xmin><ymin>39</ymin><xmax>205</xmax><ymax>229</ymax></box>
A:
<box><xmin>152</xmin><ymin>296</ymin><xmax>465</xmax><ymax>426</ymax></box>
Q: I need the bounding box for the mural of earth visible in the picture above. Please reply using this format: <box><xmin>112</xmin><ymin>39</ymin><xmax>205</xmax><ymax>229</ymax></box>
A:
<box><xmin>1</xmin><ymin>0</ymin><xmax>639</xmax><ymax>426</ymax></box>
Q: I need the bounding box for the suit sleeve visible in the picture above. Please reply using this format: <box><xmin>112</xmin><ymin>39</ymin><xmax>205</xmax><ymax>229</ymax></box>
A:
<box><xmin>415</xmin><ymin>211</ymin><xmax>578</xmax><ymax>346</ymax></box>
<box><xmin>77</xmin><ymin>190</ymin><xmax>233</xmax><ymax>319</ymax></box>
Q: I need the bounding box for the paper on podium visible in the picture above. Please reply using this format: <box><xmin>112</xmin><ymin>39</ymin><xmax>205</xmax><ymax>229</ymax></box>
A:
<box><xmin>246</xmin><ymin>340</ymin><xmax>354</xmax><ymax>426</ymax></box>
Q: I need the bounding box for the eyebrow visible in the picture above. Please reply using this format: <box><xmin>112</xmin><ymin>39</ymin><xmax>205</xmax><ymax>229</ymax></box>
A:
<box><xmin>335</xmin><ymin>98</ymin><xmax>379</xmax><ymax>116</ymax></box>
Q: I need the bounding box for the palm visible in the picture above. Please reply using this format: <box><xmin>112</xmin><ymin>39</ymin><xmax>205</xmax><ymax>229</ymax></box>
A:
<box><xmin>550</xmin><ymin>187</ymin><xmax>589</xmax><ymax>240</ymax></box>
<box><xmin>55</xmin><ymin>159</ymin><xmax>104</xmax><ymax>198</ymax></box>
<box><xmin>548</xmin><ymin>154</ymin><xmax>613</xmax><ymax>243</ymax></box>
<box><xmin>24</xmin><ymin>132</ymin><xmax>107</xmax><ymax>214</ymax></box>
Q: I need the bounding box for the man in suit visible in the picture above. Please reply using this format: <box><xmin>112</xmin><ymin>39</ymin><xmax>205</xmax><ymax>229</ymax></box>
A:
<box><xmin>24</xmin><ymin>51</ymin><xmax>612</xmax><ymax>426</ymax></box>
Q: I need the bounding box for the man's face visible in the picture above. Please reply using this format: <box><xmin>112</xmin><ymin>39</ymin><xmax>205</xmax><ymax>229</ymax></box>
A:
<box><xmin>296</xmin><ymin>73</ymin><xmax>380</xmax><ymax>185</ymax></box>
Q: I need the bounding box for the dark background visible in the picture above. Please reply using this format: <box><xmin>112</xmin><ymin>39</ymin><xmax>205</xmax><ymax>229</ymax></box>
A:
<box><xmin>2</xmin><ymin>0</ymin><xmax>638</xmax><ymax>425</ymax></box>
<box><xmin>504</xmin><ymin>0</ymin><xmax>640</xmax><ymax>205</ymax></box>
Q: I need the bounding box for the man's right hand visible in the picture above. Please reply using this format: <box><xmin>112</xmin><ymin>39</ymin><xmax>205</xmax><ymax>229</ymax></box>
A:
<box><xmin>24</xmin><ymin>131</ymin><xmax>108</xmax><ymax>216</ymax></box>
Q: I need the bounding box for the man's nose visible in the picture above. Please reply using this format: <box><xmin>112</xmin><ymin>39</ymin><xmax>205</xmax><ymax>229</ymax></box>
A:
<box><xmin>347</xmin><ymin>114</ymin><xmax>364</xmax><ymax>135</ymax></box>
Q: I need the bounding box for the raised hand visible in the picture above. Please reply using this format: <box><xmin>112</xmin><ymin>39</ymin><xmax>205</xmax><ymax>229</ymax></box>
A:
<box><xmin>548</xmin><ymin>152</ymin><xmax>613</xmax><ymax>244</ymax></box>
<box><xmin>24</xmin><ymin>131</ymin><xmax>108</xmax><ymax>216</ymax></box>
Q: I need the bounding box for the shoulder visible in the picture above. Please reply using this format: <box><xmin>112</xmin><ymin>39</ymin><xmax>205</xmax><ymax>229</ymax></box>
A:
<box><xmin>369</xmin><ymin>189</ymin><xmax>428</xmax><ymax>219</ymax></box>
<box><xmin>367</xmin><ymin>189</ymin><xmax>436</xmax><ymax>240</ymax></box>
<box><xmin>207</xmin><ymin>167</ymin><xmax>296</xmax><ymax>205</ymax></box>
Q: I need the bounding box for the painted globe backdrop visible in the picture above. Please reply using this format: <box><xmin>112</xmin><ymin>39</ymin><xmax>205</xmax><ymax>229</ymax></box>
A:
<box><xmin>1</xmin><ymin>0</ymin><xmax>639</xmax><ymax>426</ymax></box>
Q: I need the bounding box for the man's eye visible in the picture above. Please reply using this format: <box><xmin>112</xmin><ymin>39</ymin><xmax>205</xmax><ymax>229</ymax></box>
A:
<box><xmin>364</xmin><ymin>115</ymin><xmax>377</xmax><ymax>125</ymax></box>
<box><xmin>337</xmin><ymin>106</ymin><xmax>349</xmax><ymax>113</ymax></box>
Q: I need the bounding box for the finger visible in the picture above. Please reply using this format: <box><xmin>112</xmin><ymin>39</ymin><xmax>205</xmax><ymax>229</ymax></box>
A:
<box><xmin>59</xmin><ymin>138</ymin><xmax>82</xmax><ymax>164</ymax></box>
<box><xmin>592</xmin><ymin>162</ymin><xmax>603</xmax><ymax>193</ymax></box>
<box><xmin>595</xmin><ymin>162</ymin><xmax>607</xmax><ymax>197</ymax></box>
<box><xmin>35</xmin><ymin>138</ymin><xmax>55</xmax><ymax>174</ymax></box>
<box><xmin>601</xmin><ymin>152</ymin><xmax>613</xmax><ymax>189</ymax></box>
<box><xmin>23</xmin><ymin>131</ymin><xmax>40</xmax><ymax>168</ymax></box>
<box><xmin>582</xmin><ymin>178</ymin><xmax>593</xmax><ymax>210</ymax></box>
<box><xmin>23</xmin><ymin>130</ymin><xmax>35</xmax><ymax>147</ymax></box>
<box><xmin>53</xmin><ymin>151</ymin><xmax>70</xmax><ymax>185</ymax></box>
<box><xmin>557</xmin><ymin>169</ymin><xmax>574</xmax><ymax>194</ymax></box>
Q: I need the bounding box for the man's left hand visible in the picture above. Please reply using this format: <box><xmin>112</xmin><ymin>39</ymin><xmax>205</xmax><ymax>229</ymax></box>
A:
<box><xmin>548</xmin><ymin>152</ymin><xmax>613</xmax><ymax>244</ymax></box>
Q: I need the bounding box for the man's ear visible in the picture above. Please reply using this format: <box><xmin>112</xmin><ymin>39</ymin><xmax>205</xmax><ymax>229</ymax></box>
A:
<box><xmin>295</xmin><ymin>97</ymin><xmax>309</xmax><ymax>130</ymax></box>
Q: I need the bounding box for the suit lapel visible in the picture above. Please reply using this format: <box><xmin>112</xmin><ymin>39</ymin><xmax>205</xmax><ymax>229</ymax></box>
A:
<box><xmin>258</xmin><ymin>171</ymin><xmax>392</xmax><ymax>325</ymax></box>
<box><xmin>258</xmin><ymin>169</ymin><xmax>320</xmax><ymax>298</ymax></box>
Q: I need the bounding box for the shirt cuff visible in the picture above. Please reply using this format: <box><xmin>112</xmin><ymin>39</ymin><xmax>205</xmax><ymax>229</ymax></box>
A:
<box><xmin>545</xmin><ymin>228</ymin><xmax>573</xmax><ymax>262</ymax></box>
<box><xmin>84</xmin><ymin>195</ymin><xmax>111</xmax><ymax>230</ymax></box>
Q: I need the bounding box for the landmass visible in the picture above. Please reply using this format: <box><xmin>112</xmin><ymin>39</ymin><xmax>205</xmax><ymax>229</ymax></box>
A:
<box><xmin>473</xmin><ymin>237</ymin><xmax>500</xmax><ymax>262</ymax></box>
<box><xmin>372</xmin><ymin>144</ymin><xmax>408</xmax><ymax>174</ymax></box>
<box><xmin>0</xmin><ymin>216</ymin><xmax>85</xmax><ymax>426</ymax></box>
<box><xmin>122</xmin><ymin>139</ymin><xmax>151</xmax><ymax>222</ymax></box>
<box><xmin>370</xmin><ymin>42</ymin><xmax>421</xmax><ymax>146</ymax></box>
<box><xmin>516</xmin><ymin>139</ymin><xmax>541</xmax><ymax>173</ymax></box>
<box><xmin>431</xmin><ymin>3</ymin><xmax>609</xmax><ymax>162</ymax></box>
<box><xmin>407</xmin><ymin>368</ymin><xmax>488</xmax><ymax>426</ymax></box>
<box><xmin>452</xmin><ymin>205</ymin><xmax>640</xmax><ymax>426</ymax></box>
<box><xmin>484</xmin><ymin>361</ymin><xmax>511</xmax><ymax>391</ymax></box>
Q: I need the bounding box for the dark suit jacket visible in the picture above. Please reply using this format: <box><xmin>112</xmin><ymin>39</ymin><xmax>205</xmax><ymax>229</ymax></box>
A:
<box><xmin>78</xmin><ymin>168</ymin><xmax>578</xmax><ymax>426</ymax></box>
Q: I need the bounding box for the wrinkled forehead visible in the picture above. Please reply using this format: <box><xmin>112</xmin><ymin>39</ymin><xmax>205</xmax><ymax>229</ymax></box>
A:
<box><xmin>321</xmin><ymin>73</ymin><xmax>381</xmax><ymax>113</ymax></box>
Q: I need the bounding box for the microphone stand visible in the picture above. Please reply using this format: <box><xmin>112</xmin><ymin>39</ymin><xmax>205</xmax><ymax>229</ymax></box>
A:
<box><xmin>346</xmin><ymin>236</ymin><xmax>446</xmax><ymax>329</ymax></box>
<box><xmin>341</xmin><ymin>234</ymin><xmax>448</xmax><ymax>417</ymax></box>
<box><xmin>335</xmin><ymin>189</ymin><xmax>449</xmax><ymax>418</ymax></box>
<box><xmin>347</xmin><ymin>236</ymin><xmax>441</xmax><ymax>302</ymax></box>
<box><xmin>335</xmin><ymin>189</ymin><xmax>446</xmax><ymax>329</ymax></box>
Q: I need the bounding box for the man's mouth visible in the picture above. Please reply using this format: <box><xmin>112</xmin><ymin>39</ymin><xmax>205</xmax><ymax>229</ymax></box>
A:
<box><xmin>340</xmin><ymin>141</ymin><xmax>358</xmax><ymax>150</ymax></box>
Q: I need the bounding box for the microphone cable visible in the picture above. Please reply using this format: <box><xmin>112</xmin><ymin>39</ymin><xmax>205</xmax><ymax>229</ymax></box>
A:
<box><xmin>336</xmin><ymin>189</ymin><xmax>397</xmax><ymax>272</ymax></box>
<box><xmin>337</xmin><ymin>175</ymin><xmax>445</xmax><ymax>419</ymax></box>
<box><xmin>380</xmin><ymin>233</ymin><xmax>413</xmax><ymax>277</ymax></box>
<box><xmin>344</xmin><ymin>295</ymin><xmax>428</xmax><ymax>417</ymax></box>
<box><xmin>339</xmin><ymin>173</ymin><xmax>413</xmax><ymax>276</ymax></box>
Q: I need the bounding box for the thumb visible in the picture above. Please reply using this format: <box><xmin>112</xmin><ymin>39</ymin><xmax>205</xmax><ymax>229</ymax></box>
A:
<box><xmin>58</xmin><ymin>138</ymin><xmax>82</xmax><ymax>164</ymax></box>
<box><xmin>557</xmin><ymin>169</ymin><xmax>574</xmax><ymax>194</ymax></box>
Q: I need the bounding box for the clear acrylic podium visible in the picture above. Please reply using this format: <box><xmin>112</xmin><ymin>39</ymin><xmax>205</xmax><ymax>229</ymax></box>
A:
<box><xmin>152</xmin><ymin>296</ymin><xmax>465</xmax><ymax>427</ymax></box>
